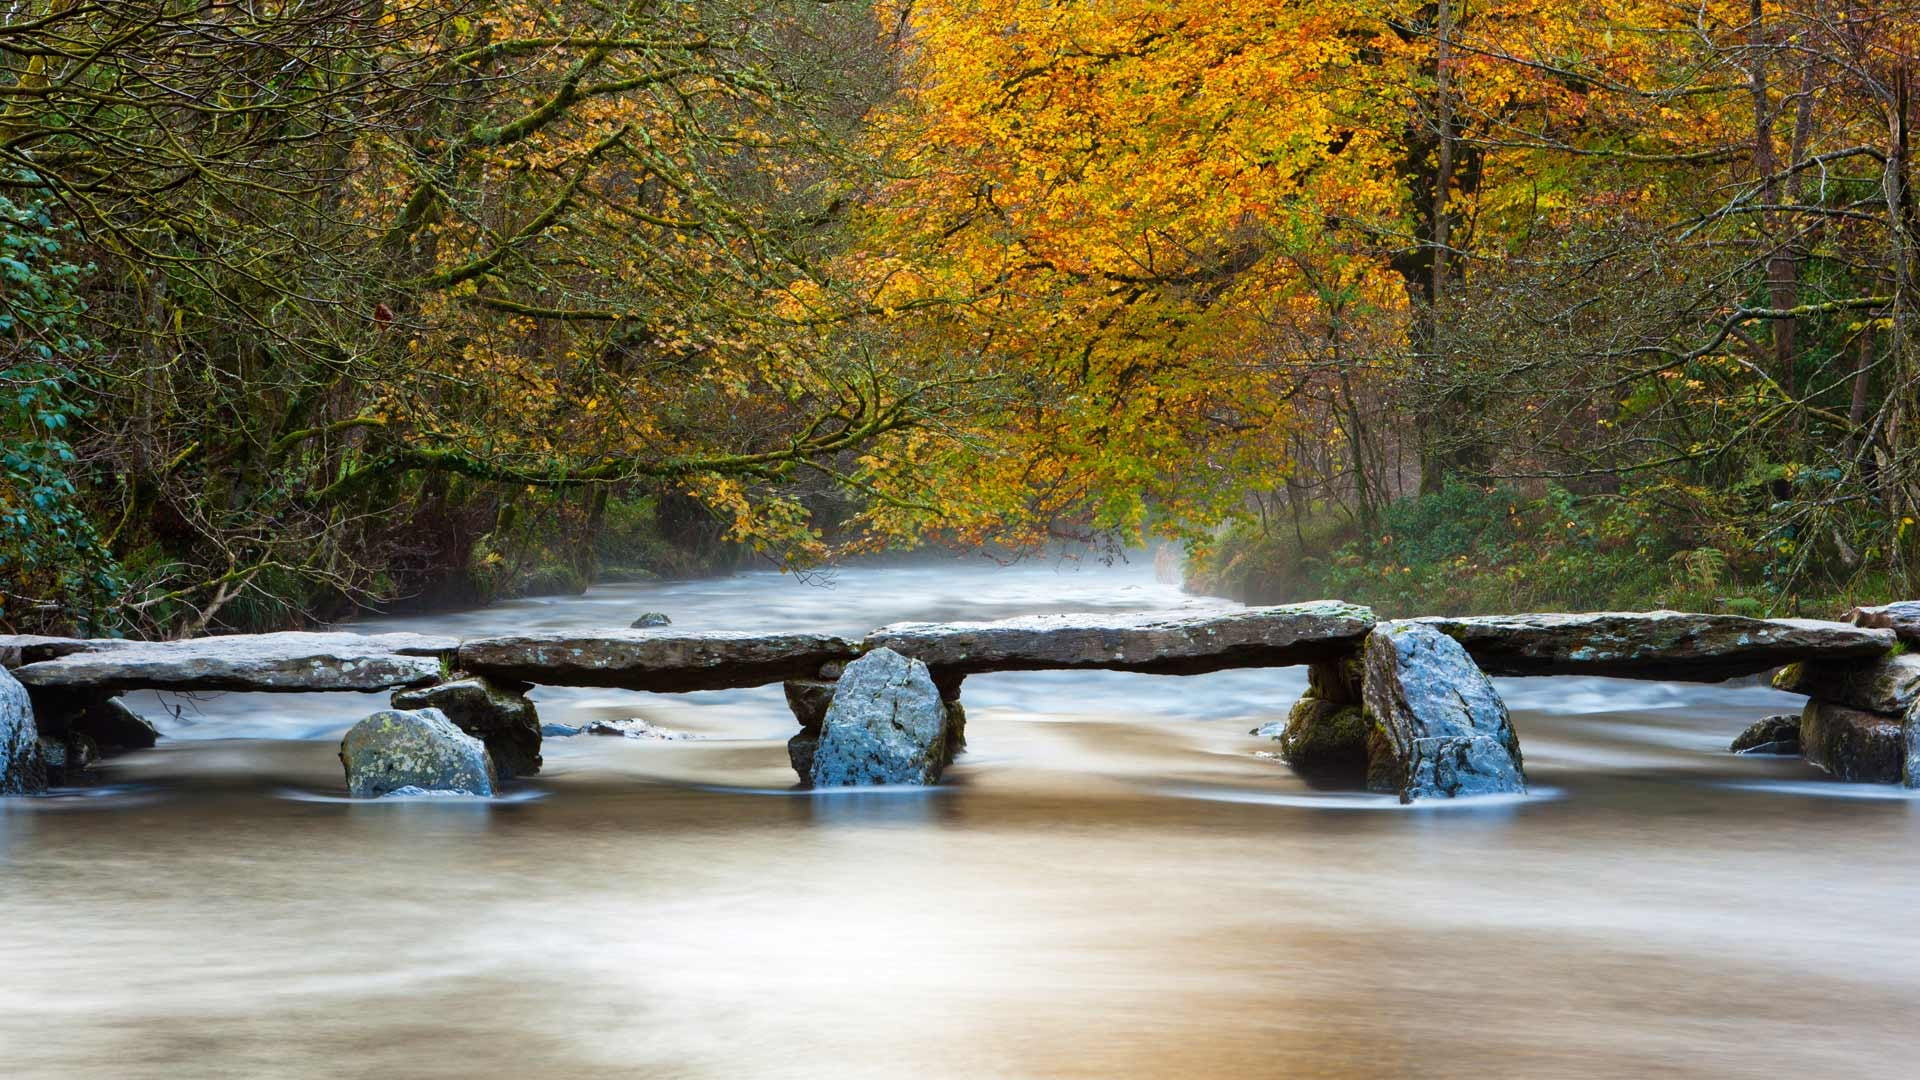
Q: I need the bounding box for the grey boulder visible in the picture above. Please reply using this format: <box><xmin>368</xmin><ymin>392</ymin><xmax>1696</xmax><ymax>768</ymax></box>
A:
<box><xmin>1</xmin><ymin>667</ymin><xmax>46</xmax><ymax>796</ymax></box>
<box><xmin>629</xmin><ymin>612</ymin><xmax>672</xmax><ymax>629</ymax></box>
<box><xmin>391</xmin><ymin>676</ymin><xmax>541</xmax><ymax>779</ymax></box>
<box><xmin>1362</xmin><ymin>623</ymin><xmax>1525</xmax><ymax>802</ymax></box>
<box><xmin>339</xmin><ymin>708</ymin><xmax>495</xmax><ymax>798</ymax></box>
<box><xmin>808</xmin><ymin>647</ymin><xmax>953</xmax><ymax>787</ymax></box>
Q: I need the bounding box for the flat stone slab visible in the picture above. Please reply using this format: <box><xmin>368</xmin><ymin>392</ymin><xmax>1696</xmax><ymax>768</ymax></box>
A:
<box><xmin>9</xmin><ymin>632</ymin><xmax>456</xmax><ymax>692</ymax></box>
<box><xmin>458</xmin><ymin>630</ymin><xmax>860</xmax><ymax>692</ymax></box>
<box><xmin>0</xmin><ymin>636</ymin><xmax>139</xmax><ymax>668</ymax></box>
<box><xmin>1847</xmin><ymin>602</ymin><xmax>1920</xmax><ymax>644</ymax></box>
<box><xmin>1415</xmin><ymin>612</ymin><xmax>1893</xmax><ymax>681</ymax></box>
<box><xmin>864</xmin><ymin>601</ymin><xmax>1376</xmax><ymax>677</ymax></box>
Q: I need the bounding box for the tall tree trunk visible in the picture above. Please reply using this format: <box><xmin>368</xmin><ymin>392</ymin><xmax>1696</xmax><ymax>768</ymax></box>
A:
<box><xmin>1880</xmin><ymin>63</ymin><xmax>1920</xmax><ymax>592</ymax></box>
<box><xmin>1748</xmin><ymin>0</ymin><xmax>1803</xmax><ymax>396</ymax></box>
<box><xmin>1395</xmin><ymin>0</ymin><xmax>1486</xmax><ymax>494</ymax></box>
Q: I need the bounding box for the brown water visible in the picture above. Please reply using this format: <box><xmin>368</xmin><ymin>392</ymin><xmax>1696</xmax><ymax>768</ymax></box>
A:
<box><xmin>3</xmin><ymin>559</ymin><xmax>1918</xmax><ymax>1079</ymax></box>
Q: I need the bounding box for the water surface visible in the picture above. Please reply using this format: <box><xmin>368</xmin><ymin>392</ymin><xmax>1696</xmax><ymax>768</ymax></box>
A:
<box><xmin>4</xmin><ymin>557</ymin><xmax>1916</xmax><ymax>1078</ymax></box>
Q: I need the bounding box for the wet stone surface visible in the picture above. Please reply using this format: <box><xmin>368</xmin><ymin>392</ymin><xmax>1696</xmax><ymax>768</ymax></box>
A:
<box><xmin>808</xmin><ymin>648</ymin><xmax>953</xmax><ymax>788</ymax></box>
<box><xmin>1</xmin><ymin>668</ymin><xmax>46</xmax><ymax>796</ymax></box>
<box><xmin>1362</xmin><ymin>623</ymin><xmax>1525</xmax><ymax>802</ymax></box>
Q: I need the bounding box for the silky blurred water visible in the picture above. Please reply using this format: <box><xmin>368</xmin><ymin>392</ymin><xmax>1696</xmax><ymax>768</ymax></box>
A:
<box><xmin>3</xmin><ymin>555</ymin><xmax>1917</xmax><ymax>1079</ymax></box>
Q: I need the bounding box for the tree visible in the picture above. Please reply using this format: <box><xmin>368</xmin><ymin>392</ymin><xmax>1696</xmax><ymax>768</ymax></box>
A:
<box><xmin>1</xmin><ymin>0</ymin><xmax>969</xmax><ymax>631</ymax></box>
<box><xmin>0</xmin><ymin>194</ymin><xmax>119</xmax><ymax>631</ymax></box>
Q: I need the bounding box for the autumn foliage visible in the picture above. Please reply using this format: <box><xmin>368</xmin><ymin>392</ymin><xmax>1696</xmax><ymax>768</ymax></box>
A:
<box><xmin>5</xmin><ymin>0</ymin><xmax>1920</xmax><ymax>630</ymax></box>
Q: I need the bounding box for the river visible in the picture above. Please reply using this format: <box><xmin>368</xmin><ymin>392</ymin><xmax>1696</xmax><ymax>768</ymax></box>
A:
<box><xmin>3</xmin><ymin>557</ymin><xmax>1918</xmax><ymax>1078</ymax></box>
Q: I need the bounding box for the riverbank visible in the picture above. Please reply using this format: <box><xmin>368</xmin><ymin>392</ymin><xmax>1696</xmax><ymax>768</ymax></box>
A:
<box><xmin>1184</xmin><ymin>482</ymin><xmax>1889</xmax><ymax>618</ymax></box>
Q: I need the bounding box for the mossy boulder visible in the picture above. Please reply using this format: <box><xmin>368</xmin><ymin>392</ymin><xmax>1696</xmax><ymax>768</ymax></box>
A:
<box><xmin>1280</xmin><ymin>698</ymin><xmax>1369</xmax><ymax>775</ymax></box>
<box><xmin>339</xmin><ymin>708</ymin><xmax>495</xmax><ymax>799</ymax></box>
<box><xmin>1272</xmin><ymin>657</ymin><xmax>1368</xmax><ymax>776</ymax></box>
<box><xmin>391</xmin><ymin>675</ymin><xmax>541</xmax><ymax>779</ymax></box>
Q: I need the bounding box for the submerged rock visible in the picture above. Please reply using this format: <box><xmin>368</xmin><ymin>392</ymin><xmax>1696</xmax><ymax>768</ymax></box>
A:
<box><xmin>1799</xmin><ymin>701</ymin><xmax>1906</xmax><ymax>784</ymax></box>
<box><xmin>580</xmin><ymin>718</ymin><xmax>693</xmax><ymax>740</ymax></box>
<box><xmin>339</xmin><ymin>708</ymin><xmax>495</xmax><ymax>799</ymax></box>
<box><xmin>1731</xmin><ymin>714</ymin><xmax>1802</xmax><ymax>755</ymax></box>
<box><xmin>1415</xmin><ymin>612</ymin><xmax>1893</xmax><ymax>681</ymax></box>
<box><xmin>1774</xmin><ymin>655</ymin><xmax>1920</xmax><ymax>715</ymax></box>
<box><xmin>1</xmin><ymin>668</ymin><xmax>47</xmax><ymax>796</ymax></box>
<box><xmin>629</xmin><ymin>612</ymin><xmax>672</xmax><ymax>629</ymax></box>
<box><xmin>1362</xmin><ymin>623</ymin><xmax>1525</xmax><ymax>802</ymax></box>
<box><xmin>391</xmin><ymin>675</ymin><xmax>541</xmax><ymax>779</ymax></box>
<box><xmin>809</xmin><ymin>647</ymin><xmax>953</xmax><ymax>787</ymax></box>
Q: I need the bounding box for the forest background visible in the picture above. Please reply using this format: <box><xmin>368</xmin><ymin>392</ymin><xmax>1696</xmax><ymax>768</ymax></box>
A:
<box><xmin>4</xmin><ymin>0</ymin><xmax>1918</xmax><ymax>635</ymax></box>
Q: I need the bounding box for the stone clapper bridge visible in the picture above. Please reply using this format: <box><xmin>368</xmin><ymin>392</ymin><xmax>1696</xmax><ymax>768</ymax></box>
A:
<box><xmin>2</xmin><ymin>602</ymin><xmax>1913</xmax><ymax>801</ymax></box>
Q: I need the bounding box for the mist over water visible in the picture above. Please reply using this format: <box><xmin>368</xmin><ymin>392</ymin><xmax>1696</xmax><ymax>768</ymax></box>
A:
<box><xmin>5</xmin><ymin>556</ymin><xmax>1918</xmax><ymax>1078</ymax></box>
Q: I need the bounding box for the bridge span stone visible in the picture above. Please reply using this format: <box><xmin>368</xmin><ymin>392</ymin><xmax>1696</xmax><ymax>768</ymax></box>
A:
<box><xmin>864</xmin><ymin>601</ymin><xmax>1376</xmax><ymax>678</ymax></box>
<box><xmin>458</xmin><ymin>630</ymin><xmax>860</xmax><ymax>692</ymax></box>
<box><xmin>8</xmin><ymin>632</ymin><xmax>456</xmax><ymax>692</ymax></box>
<box><xmin>1414</xmin><ymin>612</ymin><xmax>1892</xmax><ymax>681</ymax></box>
<box><xmin>1847</xmin><ymin>601</ymin><xmax>1920</xmax><ymax>644</ymax></box>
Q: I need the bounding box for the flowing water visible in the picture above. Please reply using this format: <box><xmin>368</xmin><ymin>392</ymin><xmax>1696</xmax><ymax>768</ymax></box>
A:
<box><xmin>3</xmin><ymin>557</ymin><xmax>1918</xmax><ymax>1079</ymax></box>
